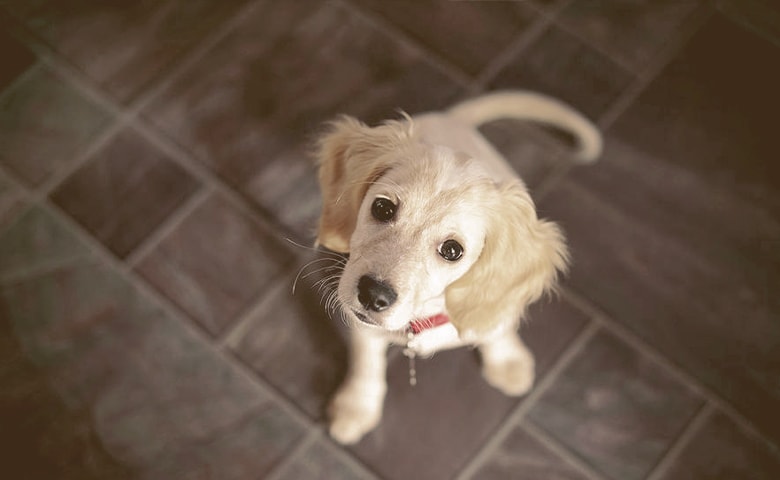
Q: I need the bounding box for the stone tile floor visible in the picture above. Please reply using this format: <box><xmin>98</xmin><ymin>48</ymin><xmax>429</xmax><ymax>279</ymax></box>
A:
<box><xmin>1</xmin><ymin>0</ymin><xmax>779</xmax><ymax>478</ymax></box>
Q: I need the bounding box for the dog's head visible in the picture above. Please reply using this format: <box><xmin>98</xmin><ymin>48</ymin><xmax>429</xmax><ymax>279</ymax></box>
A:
<box><xmin>316</xmin><ymin>116</ymin><xmax>568</xmax><ymax>337</ymax></box>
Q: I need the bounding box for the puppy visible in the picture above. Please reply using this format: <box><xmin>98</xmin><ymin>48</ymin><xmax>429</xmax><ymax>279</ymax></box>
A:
<box><xmin>314</xmin><ymin>91</ymin><xmax>601</xmax><ymax>444</ymax></box>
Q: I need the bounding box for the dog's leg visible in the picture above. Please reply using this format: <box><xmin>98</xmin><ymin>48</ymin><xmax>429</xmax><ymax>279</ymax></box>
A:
<box><xmin>478</xmin><ymin>332</ymin><xmax>535</xmax><ymax>396</ymax></box>
<box><xmin>328</xmin><ymin>327</ymin><xmax>389</xmax><ymax>444</ymax></box>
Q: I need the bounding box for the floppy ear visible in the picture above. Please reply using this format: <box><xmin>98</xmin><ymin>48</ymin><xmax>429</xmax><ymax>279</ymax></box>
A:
<box><xmin>445</xmin><ymin>182</ymin><xmax>569</xmax><ymax>337</ymax></box>
<box><xmin>315</xmin><ymin>116</ymin><xmax>411</xmax><ymax>253</ymax></box>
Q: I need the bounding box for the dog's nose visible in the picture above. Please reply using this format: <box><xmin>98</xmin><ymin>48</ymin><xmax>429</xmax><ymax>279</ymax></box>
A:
<box><xmin>357</xmin><ymin>275</ymin><xmax>397</xmax><ymax>312</ymax></box>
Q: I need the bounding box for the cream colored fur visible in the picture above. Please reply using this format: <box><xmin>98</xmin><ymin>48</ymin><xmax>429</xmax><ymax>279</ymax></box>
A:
<box><xmin>315</xmin><ymin>91</ymin><xmax>601</xmax><ymax>444</ymax></box>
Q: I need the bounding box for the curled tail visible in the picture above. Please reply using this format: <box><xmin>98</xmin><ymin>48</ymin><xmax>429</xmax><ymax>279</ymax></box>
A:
<box><xmin>447</xmin><ymin>91</ymin><xmax>602</xmax><ymax>163</ymax></box>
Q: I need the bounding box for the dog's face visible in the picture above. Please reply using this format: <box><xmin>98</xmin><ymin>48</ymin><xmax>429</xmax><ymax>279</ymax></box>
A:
<box><xmin>316</xmin><ymin>117</ymin><xmax>568</xmax><ymax>336</ymax></box>
<box><xmin>338</xmin><ymin>151</ymin><xmax>491</xmax><ymax>331</ymax></box>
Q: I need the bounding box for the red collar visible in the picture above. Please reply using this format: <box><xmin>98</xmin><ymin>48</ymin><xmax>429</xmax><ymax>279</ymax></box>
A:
<box><xmin>409</xmin><ymin>313</ymin><xmax>450</xmax><ymax>334</ymax></box>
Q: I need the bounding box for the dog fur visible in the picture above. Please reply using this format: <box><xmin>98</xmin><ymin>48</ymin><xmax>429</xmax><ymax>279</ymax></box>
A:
<box><xmin>314</xmin><ymin>91</ymin><xmax>601</xmax><ymax>444</ymax></box>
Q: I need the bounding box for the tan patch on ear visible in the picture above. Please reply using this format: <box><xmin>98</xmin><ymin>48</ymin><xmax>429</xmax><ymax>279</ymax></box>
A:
<box><xmin>315</xmin><ymin>116</ymin><xmax>413</xmax><ymax>253</ymax></box>
<box><xmin>446</xmin><ymin>182</ymin><xmax>569</xmax><ymax>336</ymax></box>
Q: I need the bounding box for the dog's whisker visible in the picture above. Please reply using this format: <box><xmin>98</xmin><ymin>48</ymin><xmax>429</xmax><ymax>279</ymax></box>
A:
<box><xmin>313</xmin><ymin>271</ymin><xmax>342</xmax><ymax>289</ymax></box>
<box><xmin>284</xmin><ymin>237</ymin><xmax>319</xmax><ymax>253</ymax></box>
<box><xmin>284</xmin><ymin>237</ymin><xmax>347</xmax><ymax>262</ymax></box>
<box><xmin>302</xmin><ymin>264</ymin><xmax>343</xmax><ymax>281</ymax></box>
<box><xmin>293</xmin><ymin>257</ymin><xmax>336</xmax><ymax>294</ymax></box>
<box><xmin>292</xmin><ymin>253</ymin><xmax>347</xmax><ymax>295</ymax></box>
<box><xmin>300</xmin><ymin>257</ymin><xmax>346</xmax><ymax>274</ymax></box>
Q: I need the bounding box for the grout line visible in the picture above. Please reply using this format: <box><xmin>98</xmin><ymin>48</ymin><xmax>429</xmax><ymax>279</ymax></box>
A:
<box><xmin>645</xmin><ymin>402</ymin><xmax>715</xmax><ymax>480</ymax></box>
<box><xmin>469</xmin><ymin>11</ymin><xmax>554</xmax><ymax>92</ymax></box>
<box><xmin>560</xmin><ymin>287</ymin><xmax>780</xmax><ymax>456</ymax></box>
<box><xmin>456</xmin><ymin>320</ymin><xmax>600</xmax><ymax>480</ymax></box>
<box><xmin>528</xmin><ymin>3</ymin><xmax>714</xmax><ymax>202</ymax></box>
<box><xmin>37</xmin><ymin>197</ymin><xmax>317</xmax><ymax>434</ymax></box>
<box><xmin>124</xmin><ymin>0</ymin><xmax>265</xmax><ymax>115</ymax></box>
<box><xmin>560</xmin><ymin>288</ymin><xmax>716</xmax><ymax>402</ymax></box>
<box><xmin>267</xmin><ymin>427</ymin><xmax>382</xmax><ymax>480</ymax></box>
<box><xmin>0</xmin><ymin>7</ymin><xmax>123</xmax><ymax>116</ymax></box>
<box><xmin>532</xmin><ymin>161</ymin><xmax>574</xmax><ymax>201</ymax></box>
<box><xmin>339</xmin><ymin>0</ymin><xmax>474</xmax><ymax>91</ymax></box>
<box><xmin>0</xmin><ymin>60</ymin><xmax>43</xmax><ymax>105</ymax></box>
<box><xmin>129</xmin><ymin>118</ymin><xmax>303</xmax><ymax>245</ymax></box>
<box><xmin>319</xmin><ymin>435</ymin><xmax>384</xmax><ymax>480</ymax></box>
<box><xmin>0</xmin><ymin>254</ymin><xmax>94</xmax><ymax>285</ymax></box>
<box><xmin>470</xmin><ymin>0</ymin><xmax>574</xmax><ymax>94</ymax></box>
<box><xmin>4</xmin><ymin>0</ymin><xmax>300</xmax><ymax>242</ymax></box>
<box><xmin>0</xmin><ymin>165</ymin><xmax>33</xmax><ymax>237</ymax></box>
<box><xmin>34</xmin><ymin>54</ymin><xmax>125</xmax><ymax>118</ymax></box>
<box><xmin>216</xmin><ymin>277</ymin><xmax>292</xmax><ymax>350</ymax></box>
<box><xmin>715</xmin><ymin>0</ymin><xmax>780</xmax><ymax>49</ymax></box>
<box><xmin>36</xmin><ymin>117</ymin><xmax>126</xmax><ymax>197</ymax></box>
<box><xmin>596</xmin><ymin>3</ymin><xmax>714</xmax><ymax>132</ymax></box>
<box><xmin>263</xmin><ymin>428</ymin><xmax>320</xmax><ymax>480</ymax></box>
<box><xmin>521</xmin><ymin>420</ymin><xmax>608</xmax><ymax>480</ymax></box>
<box><xmin>124</xmin><ymin>185</ymin><xmax>212</xmax><ymax>268</ymax></box>
<box><xmin>8</xmin><ymin>0</ymin><xmax>262</xmax><ymax>121</ymax></box>
<box><xmin>548</xmin><ymin>16</ymin><xmax>639</xmax><ymax>77</ymax></box>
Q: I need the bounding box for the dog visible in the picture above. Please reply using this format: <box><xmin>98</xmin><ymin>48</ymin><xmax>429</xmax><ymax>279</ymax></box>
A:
<box><xmin>313</xmin><ymin>91</ymin><xmax>601</xmax><ymax>444</ymax></box>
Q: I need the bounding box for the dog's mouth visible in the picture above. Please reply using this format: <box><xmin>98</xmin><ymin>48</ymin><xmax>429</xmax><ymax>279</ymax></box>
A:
<box><xmin>350</xmin><ymin>308</ymin><xmax>408</xmax><ymax>333</ymax></box>
<box><xmin>350</xmin><ymin>309</ymin><xmax>380</xmax><ymax>327</ymax></box>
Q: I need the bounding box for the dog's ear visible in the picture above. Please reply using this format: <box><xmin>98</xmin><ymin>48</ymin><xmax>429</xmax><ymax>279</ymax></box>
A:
<box><xmin>315</xmin><ymin>116</ymin><xmax>410</xmax><ymax>253</ymax></box>
<box><xmin>446</xmin><ymin>182</ymin><xmax>569</xmax><ymax>336</ymax></box>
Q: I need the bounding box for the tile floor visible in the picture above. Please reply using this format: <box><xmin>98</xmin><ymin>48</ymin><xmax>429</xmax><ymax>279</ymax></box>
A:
<box><xmin>1</xmin><ymin>0</ymin><xmax>779</xmax><ymax>479</ymax></box>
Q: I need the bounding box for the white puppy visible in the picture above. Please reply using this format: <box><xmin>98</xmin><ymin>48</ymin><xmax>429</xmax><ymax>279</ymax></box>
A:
<box><xmin>314</xmin><ymin>91</ymin><xmax>601</xmax><ymax>444</ymax></box>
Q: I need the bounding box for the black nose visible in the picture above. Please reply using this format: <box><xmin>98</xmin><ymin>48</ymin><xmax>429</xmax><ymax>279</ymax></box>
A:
<box><xmin>357</xmin><ymin>275</ymin><xmax>397</xmax><ymax>312</ymax></box>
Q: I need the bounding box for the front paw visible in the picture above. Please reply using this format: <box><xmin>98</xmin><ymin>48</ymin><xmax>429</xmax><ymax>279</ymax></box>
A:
<box><xmin>482</xmin><ymin>352</ymin><xmax>535</xmax><ymax>397</ymax></box>
<box><xmin>327</xmin><ymin>385</ymin><xmax>385</xmax><ymax>444</ymax></box>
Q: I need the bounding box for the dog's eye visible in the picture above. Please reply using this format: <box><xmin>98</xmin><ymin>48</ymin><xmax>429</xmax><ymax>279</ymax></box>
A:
<box><xmin>438</xmin><ymin>239</ymin><xmax>463</xmax><ymax>262</ymax></box>
<box><xmin>371</xmin><ymin>197</ymin><xmax>396</xmax><ymax>222</ymax></box>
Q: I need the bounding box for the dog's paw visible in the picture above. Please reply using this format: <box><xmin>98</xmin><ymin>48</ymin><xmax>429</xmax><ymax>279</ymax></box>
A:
<box><xmin>482</xmin><ymin>353</ymin><xmax>535</xmax><ymax>397</ymax></box>
<box><xmin>327</xmin><ymin>387</ymin><xmax>384</xmax><ymax>445</ymax></box>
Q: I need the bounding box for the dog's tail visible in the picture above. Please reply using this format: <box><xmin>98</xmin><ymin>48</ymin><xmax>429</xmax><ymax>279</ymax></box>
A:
<box><xmin>447</xmin><ymin>91</ymin><xmax>602</xmax><ymax>163</ymax></box>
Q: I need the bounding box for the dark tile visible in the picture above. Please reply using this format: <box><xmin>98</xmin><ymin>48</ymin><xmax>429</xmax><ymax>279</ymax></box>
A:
<box><xmin>0</xmin><ymin>67</ymin><xmax>111</xmax><ymax>186</ymax></box>
<box><xmin>242</xmin><ymin>143</ymin><xmax>322</xmax><ymax>238</ymax></box>
<box><xmin>277</xmin><ymin>438</ymin><xmax>368</xmax><ymax>480</ymax></box>
<box><xmin>475</xmin><ymin>423</ymin><xmax>590</xmax><ymax>480</ymax></box>
<box><xmin>135</xmin><ymin>194</ymin><xmax>293</xmax><ymax>335</ymax></box>
<box><xmin>660</xmin><ymin>411</ymin><xmax>780</xmax><ymax>480</ymax></box>
<box><xmin>350</xmin><ymin>296</ymin><xmax>587</xmax><ymax>480</ymax></box>
<box><xmin>0</xmin><ymin>293</ymin><xmax>132</xmax><ymax>480</ymax></box>
<box><xmin>0</xmin><ymin>206</ymin><xmax>90</xmax><ymax>276</ymax></box>
<box><xmin>490</xmin><ymin>25</ymin><xmax>634</xmax><ymax>120</ymax></box>
<box><xmin>558</xmin><ymin>0</ymin><xmax>701</xmax><ymax>73</ymax></box>
<box><xmin>353</xmin><ymin>0</ymin><xmax>538</xmax><ymax>76</ymax></box>
<box><xmin>521</xmin><ymin>298</ymin><xmax>590</xmax><ymax>376</ymax></box>
<box><xmin>0</xmin><ymin>174</ymin><xmax>28</xmax><ymax>232</ymax></box>
<box><xmin>613</xmin><ymin>14</ymin><xmax>780</xmax><ymax>216</ymax></box>
<box><xmin>352</xmin><ymin>347</ymin><xmax>516</xmax><ymax>480</ymax></box>
<box><xmin>541</xmin><ymin>14</ymin><xmax>780</xmax><ymax>443</ymax></box>
<box><xmin>0</xmin><ymin>29</ymin><xmax>36</xmax><ymax>91</ymax></box>
<box><xmin>540</xmin><ymin>166</ymin><xmax>780</xmax><ymax>446</ymax></box>
<box><xmin>717</xmin><ymin>0</ymin><xmax>780</xmax><ymax>48</ymax></box>
<box><xmin>51</xmin><ymin>128</ymin><xmax>201</xmax><ymax>258</ymax></box>
<box><xmin>528</xmin><ymin>330</ymin><xmax>703</xmax><ymax>480</ymax></box>
<box><xmin>479</xmin><ymin>119</ymin><xmax>569</xmax><ymax>190</ymax></box>
<box><xmin>144</xmin><ymin>404</ymin><xmax>304</xmax><ymax>480</ymax></box>
<box><xmin>531</xmin><ymin>0</ymin><xmax>569</xmax><ymax>10</ymax></box>
<box><xmin>0</xmin><ymin>253</ymin><xmax>269</xmax><ymax>470</ymax></box>
<box><xmin>145</xmin><ymin>0</ymin><xmax>463</xmax><ymax>231</ymax></box>
<box><xmin>2</xmin><ymin>0</ymin><xmax>250</xmax><ymax>102</ymax></box>
<box><xmin>230</xmin><ymin>251</ymin><xmax>349</xmax><ymax>419</ymax></box>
